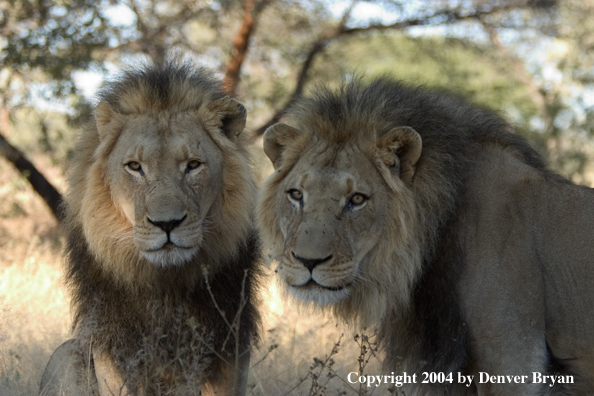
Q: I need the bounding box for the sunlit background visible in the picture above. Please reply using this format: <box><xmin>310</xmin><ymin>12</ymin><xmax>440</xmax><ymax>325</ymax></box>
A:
<box><xmin>1</xmin><ymin>0</ymin><xmax>593</xmax><ymax>394</ymax></box>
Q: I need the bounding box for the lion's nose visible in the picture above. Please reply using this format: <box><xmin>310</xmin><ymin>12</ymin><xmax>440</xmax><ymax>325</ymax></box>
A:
<box><xmin>148</xmin><ymin>214</ymin><xmax>187</xmax><ymax>234</ymax></box>
<box><xmin>292</xmin><ymin>252</ymin><xmax>333</xmax><ymax>272</ymax></box>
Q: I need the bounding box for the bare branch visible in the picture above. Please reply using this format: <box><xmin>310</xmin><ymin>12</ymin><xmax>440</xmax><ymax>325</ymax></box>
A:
<box><xmin>339</xmin><ymin>0</ymin><xmax>359</xmax><ymax>27</ymax></box>
<box><xmin>0</xmin><ymin>132</ymin><xmax>63</xmax><ymax>222</ymax></box>
<box><xmin>254</xmin><ymin>2</ymin><xmax>526</xmax><ymax>135</ymax></box>
<box><xmin>479</xmin><ymin>17</ymin><xmax>550</xmax><ymax>120</ymax></box>
<box><xmin>126</xmin><ymin>0</ymin><xmax>208</xmax><ymax>63</ymax></box>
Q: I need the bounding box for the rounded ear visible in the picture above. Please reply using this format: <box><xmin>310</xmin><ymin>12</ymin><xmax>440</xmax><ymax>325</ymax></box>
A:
<box><xmin>377</xmin><ymin>126</ymin><xmax>422</xmax><ymax>184</ymax></box>
<box><xmin>95</xmin><ymin>101</ymin><xmax>122</xmax><ymax>142</ymax></box>
<box><xmin>206</xmin><ymin>97</ymin><xmax>247</xmax><ymax>140</ymax></box>
<box><xmin>263</xmin><ymin>123</ymin><xmax>302</xmax><ymax>169</ymax></box>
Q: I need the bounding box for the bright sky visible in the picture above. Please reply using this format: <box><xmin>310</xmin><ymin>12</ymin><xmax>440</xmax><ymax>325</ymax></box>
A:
<box><xmin>72</xmin><ymin>71</ymin><xmax>104</xmax><ymax>99</ymax></box>
<box><xmin>102</xmin><ymin>4</ymin><xmax>137</xmax><ymax>26</ymax></box>
<box><xmin>330</xmin><ymin>1</ymin><xmax>399</xmax><ymax>24</ymax></box>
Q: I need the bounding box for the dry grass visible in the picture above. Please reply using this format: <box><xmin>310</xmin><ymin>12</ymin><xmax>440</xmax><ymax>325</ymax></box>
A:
<box><xmin>0</xmin><ymin>155</ymin><xmax>393</xmax><ymax>396</ymax></box>
<box><xmin>0</xmin><ymin>157</ymin><xmax>69</xmax><ymax>396</ymax></box>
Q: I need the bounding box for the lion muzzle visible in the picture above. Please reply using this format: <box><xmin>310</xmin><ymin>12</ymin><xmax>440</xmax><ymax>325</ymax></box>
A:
<box><xmin>136</xmin><ymin>185</ymin><xmax>202</xmax><ymax>266</ymax></box>
<box><xmin>147</xmin><ymin>214</ymin><xmax>187</xmax><ymax>234</ymax></box>
<box><xmin>291</xmin><ymin>252</ymin><xmax>334</xmax><ymax>272</ymax></box>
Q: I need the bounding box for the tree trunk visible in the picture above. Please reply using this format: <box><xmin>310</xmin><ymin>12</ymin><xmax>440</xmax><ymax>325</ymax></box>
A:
<box><xmin>223</xmin><ymin>0</ymin><xmax>262</xmax><ymax>96</ymax></box>
<box><xmin>0</xmin><ymin>133</ymin><xmax>64</xmax><ymax>222</ymax></box>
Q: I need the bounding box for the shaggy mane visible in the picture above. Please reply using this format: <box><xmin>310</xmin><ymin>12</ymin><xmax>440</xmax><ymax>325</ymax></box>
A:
<box><xmin>259</xmin><ymin>77</ymin><xmax>564</xmax><ymax>392</ymax></box>
<box><xmin>286</xmin><ymin>78</ymin><xmax>557</xmax><ymax>256</ymax></box>
<box><xmin>98</xmin><ymin>61</ymin><xmax>225</xmax><ymax>114</ymax></box>
<box><xmin>59</xmin><ymin>62</ymin><xmax>260</xmax><ymax>393</ymax></box>
<box><xmin>66</xmin><ymin>62</ymin><xmax>256</xmax><ymax>287</ymax></box>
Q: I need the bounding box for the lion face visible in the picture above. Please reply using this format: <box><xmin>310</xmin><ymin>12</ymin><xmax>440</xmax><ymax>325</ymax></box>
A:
<box><xmin>77</xmin><ymin>96</ymin><xmax>253</xmax><ymax>273</ymax></box>
<box><xmin>273</xmin><ymin>143</ymin><xmax>391</xmax><ymax>304</ymax></box>
<box><xmin>105</xmin><ymin>112</ymin><xmax>225</xmax><ymax>266</ymax></box>
<box><xmin>258</xmin><ymin>124</ymin><xmax>423</xmax><ymax>308</ymax></box>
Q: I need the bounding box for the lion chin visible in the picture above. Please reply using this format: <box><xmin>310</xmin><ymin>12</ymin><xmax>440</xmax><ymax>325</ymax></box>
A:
<box><xmin>288</xmin><ymin>279</ymin><xmax>352</xmax><ymax>306</ymax></box>
<box><xmin>141</xmin><ymin>244</ymin><xmax>199</xmax><ymax>267</ymax></box>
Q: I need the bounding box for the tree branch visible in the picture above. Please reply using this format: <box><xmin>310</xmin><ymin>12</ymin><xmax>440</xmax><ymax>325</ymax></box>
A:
<box><xmin>254</xmin><ymin>2</ymin><xmax>526</xmax><ymax>135</ymax></box>
<box><xmin>0</xmin><ymin>132</ymin><xmax>64</xmax><ymax>222</ymax></box>
<box><xmin>223</xmin><ymin>0</ymin><xmax>271</xmax><ymax>96</ymax></box>
<box><xmin>479</xmin><ymin>17</ymin><xmax>551</xmax><ymax>122</ymax></box>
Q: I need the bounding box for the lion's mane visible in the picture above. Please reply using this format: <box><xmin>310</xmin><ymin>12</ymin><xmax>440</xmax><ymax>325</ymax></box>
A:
<box><xmin>258</xmin><ymin>78</ymin><xmax>585</xmax><ymax>395</ymax></box>
<box><xmin>62</xmin><ymin>62</ymin><xmax>260</xmax><ymax>391</ymax></box>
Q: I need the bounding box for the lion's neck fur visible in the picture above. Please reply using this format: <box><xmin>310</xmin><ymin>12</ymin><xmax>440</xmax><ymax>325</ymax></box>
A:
<box><xmin>65</xmin><ymin>221</ymin><xmax>260</xmax><ymax>382</ymax></box>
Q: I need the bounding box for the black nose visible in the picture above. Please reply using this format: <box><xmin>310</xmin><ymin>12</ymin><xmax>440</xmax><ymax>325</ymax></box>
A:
<box><xmin>292</xmin><ymin>252</ymin><xmax>333</xmax><ymax>272</ymax></box>
<box><xmin>148</xmin><ymin>215</ymin><xmax>187</xmax><ymax>234</ymax></box>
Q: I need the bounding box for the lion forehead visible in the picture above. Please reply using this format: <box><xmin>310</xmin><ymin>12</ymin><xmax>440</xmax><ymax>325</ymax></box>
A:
<box><xmin>109</xmin><ymin>117</ymin><xmax>159</xmax><ymax>162</ymax></box>
<box><xmin>108</xmin><ymin>114</ymin><xmax>223</xmax><ymax>179</ymax></box>
<box><xmin>114</xmin><ymin>113</ymin><xmax>209</xmax><ymax>156</ymax></box>
<box><xmin>281</xmin><ymin>147</ymin><xmax>380</xmax><ymax>198</ymax></box>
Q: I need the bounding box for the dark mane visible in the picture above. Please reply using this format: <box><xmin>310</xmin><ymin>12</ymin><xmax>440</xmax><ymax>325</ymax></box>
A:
<box><xmin>97</xmin><ymin>61</ymin><xmax>225</xmax><ymax>114</ymax></box>
<box><xmin>65</xmin><ymin>222</ymin><xmax>261</xmax><ymax>379</ymax></box>
<box><xmin>292</xmin><ymin>77</ymin><xmax>546</xmax><ymax>164</ymax></box>
<box><xmin>287</xmin><ymin>77</ymin><xmax>567</xmax><ymax>236</ymax></box>
<box><xmin>58</xmin><ymin>62</ymin><xmax>261</xmax><ymax>392</ymax></box>
<box><xmin>285</xmin><ymin>77</ymin><xmax>568</xmax><ymax>393</ymax></box>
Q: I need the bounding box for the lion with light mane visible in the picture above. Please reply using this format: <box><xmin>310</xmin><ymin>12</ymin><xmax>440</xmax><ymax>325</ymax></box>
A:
<box><xmin>257</xmin><ymin>78</ymin><xmax>594</xmax><ymax>395</ymax></box>
<box><xmin>40</xmin><ymin>63</ymin><xmax>260</xmax><ymax>396</ymax></box>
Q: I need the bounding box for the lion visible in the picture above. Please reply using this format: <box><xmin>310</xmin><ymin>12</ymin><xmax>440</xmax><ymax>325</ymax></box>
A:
<box><xmin>256</xmin><ymin>78</ymin><xmax>594</xmax><ymax>395</ymax></box>
<box><xmin>39</xmin><ymin>62</ymin><xmax>260</xmax><ymax>396</ymax></box>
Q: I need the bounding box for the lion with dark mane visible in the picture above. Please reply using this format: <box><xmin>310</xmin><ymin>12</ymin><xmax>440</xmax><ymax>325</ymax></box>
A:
<box><xmin>40</xmin><ymin>63</ymin><xmax>260</xmax><ymax>396</ymax></box>
<box><xmin>257</xmin><ymin>78</ymin><xmax>594</xmax><ymax>395</ymax></box>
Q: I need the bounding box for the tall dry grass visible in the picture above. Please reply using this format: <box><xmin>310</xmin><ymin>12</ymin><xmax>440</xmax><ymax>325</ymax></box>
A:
<box><xmin>0</xmin><ymin>155</ymin><xmax>393</xmax><ymax>395</ymax></box>
<box><xmin>0</xmin><ymin>156</ymin><xmax>69</xmax><ymax>396</ymax></box>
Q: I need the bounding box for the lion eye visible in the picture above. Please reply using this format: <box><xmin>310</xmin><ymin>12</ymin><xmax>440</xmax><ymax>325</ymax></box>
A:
<box><xmin>127</xmin><ymin>161</ymin><xmax>142</xmax><ymax>172</ymax></box>
<box><xmin>288</xmin><ymin>189</ymin><xmax>303</xmax><ymax>201</ymax></box>
<box><xmin>187</xmin><ymin>160</ymin><xmax>201</xmax><ymax>171</ymax></box>
<box><xmin>350</xmin><ymin>193</ymin><xmax>366</xmax><ymax>206</ymax></box>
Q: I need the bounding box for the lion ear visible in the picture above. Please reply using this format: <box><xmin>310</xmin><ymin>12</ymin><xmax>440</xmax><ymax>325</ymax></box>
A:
<box><xmin>206</xmin><ymin>96</ymin><xmax>247</xmax><ymax>141</ymax></box>
<box><xmin>95</xmin><ymin>101</ymin><xmax>123</xmax><ymax>142</ymax></box>
<box><xmin>377</xmin><ymin>126</ymin><xmax>422</xmax><ymax>185</ymax></box>
<box><xmin>263</xmin><ymin>123</ymin><xmax>302</xmax><ymax>169</ymax></box>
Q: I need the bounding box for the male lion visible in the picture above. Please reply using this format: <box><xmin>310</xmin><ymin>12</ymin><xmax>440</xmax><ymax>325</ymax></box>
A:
<box><xmin>40</xmin><ymin>63</ymin><xmax>260</xmax><ymax>396</ymax></box>
<box><xmin>257</xmin><ymin>78</ymin><xmax>594</xmax><ymax>395</ymax></box>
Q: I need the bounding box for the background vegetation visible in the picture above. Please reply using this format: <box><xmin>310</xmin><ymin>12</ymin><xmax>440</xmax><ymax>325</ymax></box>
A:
<box><xmin>1</xmin><ymin>0</ymin><xmax>594</xmax><ymax>394</ymax></box>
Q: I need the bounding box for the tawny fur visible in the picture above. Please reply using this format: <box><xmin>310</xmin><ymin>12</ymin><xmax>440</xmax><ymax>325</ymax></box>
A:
<box><xmin>257</xmin><ymin>78</ymin><xmax>594</xmax><ymax>395</ymax></box>
<box><xmin>40</xmin><ymin>62</ymin><xmax>260</xmax><ymax>396</ymax></box>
